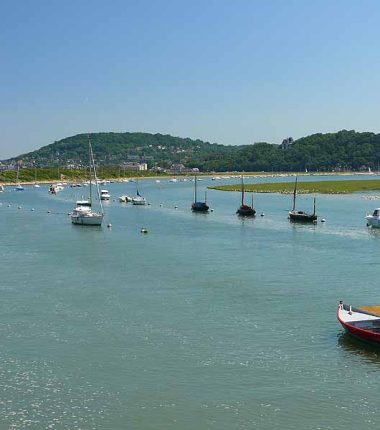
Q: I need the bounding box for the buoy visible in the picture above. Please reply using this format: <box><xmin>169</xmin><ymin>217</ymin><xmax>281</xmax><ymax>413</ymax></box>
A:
<box><xmin>261</xmin><ymin>212</ymin><xmax>265</xmax><ymax>217</ymax></box>
<box><xmin>107</xmin><ymin>223</ymin><xmax>112</xmax><ymax>228</ymax></box>
<box><xmin>174</xmin><ymin>205</ymin><xmax>178</xmax><ymax>209</ymax></box>
<box><xmin>7</xmin><ymin>204</ymin><xmax>11</xmax><ymax>207</ymax></box>
<box><xmin>147</xmin><ymin>203</ymin><xmax>151</xmax><ymax>206</ymax></box>
<box><xmin>47</xmin><ymin>210</ymin><xmax>51</xmax><ymax>213</ymax></box>
<box><xmin>210</xmin><ymin>208</ymin><xmax>214</xmax><ymax>212</ymax></box>
<box><xmin>141</xmin><ymin>227</ymin><xmax>148</xmax><ymax>234</ymax></box>
<box><xmin>31</xmin><ymin>208</ymin><xmax>35</xmax><ymax>211</ymax></box>
<box><xmin>18</xmin><ymin>206</ymin><xmax>21</xmax><ymax>210</ymax></box>
<box><xmin>321</xmin><ymin>218</ymin><xmax>326</xmax><ymax>223</ymax></box>
<box><xmin>159</xmin><ymin>204</ymin><xmax>163</xmax><ymax>207</ymax></box>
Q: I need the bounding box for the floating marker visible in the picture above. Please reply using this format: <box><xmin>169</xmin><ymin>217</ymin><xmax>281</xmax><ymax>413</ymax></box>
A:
<box><xmin>47</xmin><ymin>210</ymin><xmax>51</xmax><ymax>213</ymax></box>
<box><xmin>321</xmin><ymin>218</ymin><xmax>326</xmax><ymax>223</ymax></box>
<box><xmin>141</xmin><ymin>227</ymin><xmax>148</xmax><ymax>233</ymax></box>
<box><xmin>159</xmin><ymin>204</ymin><xmax>163</xmax><ymax>207</ymax></box>
<box><xmin>174</xmin><ymin>205</ymin><xmax>178</xmax><ymax>209</ymax></box>
<box><xmin>210</xmin><ymin>208</ymin><xmax>214</xmax><ymax>212</ymax></box>
<box><xmin>107</xmin><ymin>223</ymin><xmax>112</xmax><ymax>228</ymax></box>
<box><xmin>31</xmin><ymin>208</ymin><xmax>35</xmax><ymax>211</ymax></box>
<box><xmin>261</xmin><ymin>212</ymin><xmax>265</xmax><ymax>217</ymax></box>
<box><xmin>18</xmin><ymin>206</ymin><xmax>21</xmax><ymax>210</ymax></box>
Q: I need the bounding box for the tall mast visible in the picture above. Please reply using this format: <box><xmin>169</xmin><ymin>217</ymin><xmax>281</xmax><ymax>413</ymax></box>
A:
<box><xmin>88</xmin><ymin>135</ymin><xmax>92</xmax><ymax>206</ymax></box>
<box><xmin>241</xmin><ymin>176</ymin><xmax>244</xmax><ymax>206</ymax></box>
<box><xmin>89</xmin><ymin>136</ymin><xmax>103</xmax><ymax>214</ymax></box>
<box><xmin>194</xmin><ymin>175</ymin><xmax>197</xmax><ymax>203</ymax></box>
<box><xmin>313</xmin><ymin>197</ymin><xmax>316</xmax><ymax>216</ymax></box>
<box><xmin>292</xmin><ymin>177</ymin><xmax>297</xmax><ymax>211</ymax></box>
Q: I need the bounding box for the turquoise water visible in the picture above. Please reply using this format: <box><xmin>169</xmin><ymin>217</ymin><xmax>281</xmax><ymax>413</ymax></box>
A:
<box><xmin>1</xmin><ymin>175</ymin><xmax>380</xmax><ymax>429</ymax></box>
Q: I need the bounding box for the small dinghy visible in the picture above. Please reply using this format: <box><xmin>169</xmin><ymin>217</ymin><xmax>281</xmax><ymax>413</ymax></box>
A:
<box><xmin>337</xmin><ymin>301</ymin><xmax>380</xmax><ymax>344</ymax></box>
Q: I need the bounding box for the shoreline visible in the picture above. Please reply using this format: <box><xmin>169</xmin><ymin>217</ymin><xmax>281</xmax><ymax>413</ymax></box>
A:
<box><xmin>0</xmin><ymin>171</ymin><xmax>375</xmax><ymax>187</ymax></box>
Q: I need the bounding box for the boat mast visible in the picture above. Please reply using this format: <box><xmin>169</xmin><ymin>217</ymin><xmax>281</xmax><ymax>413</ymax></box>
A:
<box><xmin>194</xmin><ymin>175</ymin><xmax>197</xmax><ymax>203</ymax></box>
<box><xmin>204</xmin><ymin>190</ymin><xmax>207</xmax><ymax>204</ymax></box>
<box><xmin>88</xmin><ymin>135</ymin><xmax>92</xmax><ymax>207</ymax></box>
<box><xmin>89</xmin><ymin>135</ymin><xmax>104</xmax><ymax>214</ymax></box>
<box><xmin>292</xmin><ymin>177</ymin><xmax>298</xmax><ymax>211</ymax></box>
<box><xmin>241</xmin><ymin>176</ymin><xmax>245</xmax><ymax>206</ymax></box>
<box><xmin>313</xmin><ymin>197</ymin><xmax>316</xmax><ymax>216</ymax></box>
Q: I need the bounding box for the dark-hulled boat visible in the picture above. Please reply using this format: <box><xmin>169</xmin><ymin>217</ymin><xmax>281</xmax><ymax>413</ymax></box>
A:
<box><xmin>288</xmin><ymin>177</ymin><xmax>317</xmax><ymax>223</ymax></box>
<box><xmin>236</xmin><ymin>177</ymin><xmax>256</xmax><ymax>217</ymax></box>
<box><xmin>337</xmin><ymin>301</ymin><xmax>380</xmax><ymax>345</ymax></box>
<box><xmin>191</xmin><ymin>175</ymin><xmax>209</xmax><ymax>212</ymax></box>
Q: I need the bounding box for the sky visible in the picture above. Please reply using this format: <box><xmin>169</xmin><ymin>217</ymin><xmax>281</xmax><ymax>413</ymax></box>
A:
<box><xmin>1</xmin><ymin>0</ymin><xmax>380</xmax><ymax>159</ymax></box>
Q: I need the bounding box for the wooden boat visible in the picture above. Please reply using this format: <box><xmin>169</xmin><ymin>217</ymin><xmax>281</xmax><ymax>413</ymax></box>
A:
<box><xmin>337</xmin><ymin>301</ymin><xmax>380</xmax><ymax>344</ymax></box>
<box><xmin>236</xmin><ymin>177</ymin><xmax>255</xmax><ymax>217</ymax></box>
<box><xmin>288</xmin><ymin>177</ymin><xmax>317</xmax><ymax>223</ymax></box>
<box><xmin>191</xmin><ymin>175</ymin><xmax>209</xmax><ymax>212</ymax></box>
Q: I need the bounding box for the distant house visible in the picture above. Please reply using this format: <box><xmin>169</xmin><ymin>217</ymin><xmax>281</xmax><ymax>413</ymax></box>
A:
<box><xmin>280</xmin><ymin>137</ymin><xmax>293</xmax><ymax>150</ymax></box>
<box><xmin>123</xmin><ymin>162</ymin><xmax>148</xmax><ymax>171</ymax></box>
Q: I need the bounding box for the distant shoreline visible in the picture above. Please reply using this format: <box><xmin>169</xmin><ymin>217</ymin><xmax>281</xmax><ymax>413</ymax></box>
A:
<box><xmin>0</xmin><ymin>171</ymin><xmax>376</xmax><ymax>187</ymax></box>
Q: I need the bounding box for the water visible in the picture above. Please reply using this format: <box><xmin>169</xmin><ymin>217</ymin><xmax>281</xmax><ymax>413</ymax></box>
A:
<box><xmin>1</xmin><ymin>176</ymin><xmax>380</xmax><ymax>429</ymax></box>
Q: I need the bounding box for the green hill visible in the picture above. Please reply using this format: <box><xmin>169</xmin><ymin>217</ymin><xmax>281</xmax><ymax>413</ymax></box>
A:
<box><xmin>3</xmin><ymin>129</ymin><xmax>380</xmax><ymax>172</ymax></box>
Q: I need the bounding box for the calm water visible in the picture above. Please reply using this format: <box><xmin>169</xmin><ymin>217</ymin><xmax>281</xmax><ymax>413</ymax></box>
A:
<box><xmin>1</xmin><ymin>175</ymin><xmax>380</xmax><ymax>429</ymax></box>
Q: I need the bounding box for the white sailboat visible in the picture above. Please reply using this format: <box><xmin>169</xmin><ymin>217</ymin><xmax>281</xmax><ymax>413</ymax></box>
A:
<box><xmin>34</xmin><ymin>167</ymin><xmax>40</xmax><ymax>188</ymax></box>
<box><xmin>71</xmin><ymin>136</ymin><xmax>104</xmax><ymax>226</ymax></box>
<box><xmin>132</xmin><ymin>180</ymin><xmax>146</xmax><ymax>205</ymax></box>
<box><xmin>15</xmin><ymin>166</ymin><xmax>24</xmax><ymax>191</ymax></box>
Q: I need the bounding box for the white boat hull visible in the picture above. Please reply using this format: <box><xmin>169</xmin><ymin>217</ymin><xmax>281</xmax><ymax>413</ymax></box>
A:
<box><xmin>71</xmin><ymin>213</ymin><xmax>103</xmax><ymax>226</ymax></box>
<box><xmin>366</xmin><ymin>215</ymin><xmax>380</xmax><ymax>228</ymax></box>
<box><xmin>132</xmin><ymin>199</ymin><xmax>146</xmax><ymax>205</ymax></box>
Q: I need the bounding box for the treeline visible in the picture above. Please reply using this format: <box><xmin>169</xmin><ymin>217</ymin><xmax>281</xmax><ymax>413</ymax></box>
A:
<box><xmin>3</xmin><ymin>130</ymin><xmax>380</xmax><ymax>172</ymax></box>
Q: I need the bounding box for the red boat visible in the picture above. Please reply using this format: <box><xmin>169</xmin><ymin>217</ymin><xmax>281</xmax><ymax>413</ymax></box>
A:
<box><xmin>337</xmin><ymin>301</ymin><xmax>380</xmax><ymax>344</ymax></box>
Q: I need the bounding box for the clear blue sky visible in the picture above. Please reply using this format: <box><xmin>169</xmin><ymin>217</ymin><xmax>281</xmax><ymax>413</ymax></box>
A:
<box><xmin>1</xmin><ymin>0</ymin><xmax>380</xmax><ymax>158</ymax></box>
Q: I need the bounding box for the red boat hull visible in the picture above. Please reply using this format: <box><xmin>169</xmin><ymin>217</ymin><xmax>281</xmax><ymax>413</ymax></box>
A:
<box><xmin>337</xmin><ymin>306</ymin><xmax>380</xmax><ymax>344</ymax></box>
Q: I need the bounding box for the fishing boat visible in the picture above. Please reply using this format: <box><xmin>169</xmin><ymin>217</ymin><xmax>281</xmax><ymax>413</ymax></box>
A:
<box><xmin>71</xmin><ymin>136</ymin><xmax>104</xmax><ymax>226</ymax></box>
<box><xmin>132</xmin><ymin>180</ymin><xmax>146</xmax><ymax>205</ymax></box>
<box><xmin>191</xmin><ymin>175</ymin><xmax>209</xmax><ymax>212</ymax></box>
<box><xmin>337</xmin><ymin>301</ymin><xmax>380</xmax><ymax>345</ymax></box>
<box><xmin>236</xmin><ymin>177</ymin><xmax>256</xmax><ymax>216</ymax></box>
<box><xmin>366</xmin><ymin>208</ymin><xmax>380</xmax><ymax>228</ymax></box>
<box><xmin>288</xmin><ymin>177</ymin><xmax>317</xmax><ymax>223</ymax></box>
<box><xmin>15</xmin><ymin>166</ymin><xmax>24</xmax><ymax>191</ymax></box>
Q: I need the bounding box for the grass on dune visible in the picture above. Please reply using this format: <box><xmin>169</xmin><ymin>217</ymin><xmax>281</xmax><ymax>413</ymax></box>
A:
<box><xmin>209</xmin><ymin>179</ymin><xmax>380</xmax><ymax>194</ymax></box>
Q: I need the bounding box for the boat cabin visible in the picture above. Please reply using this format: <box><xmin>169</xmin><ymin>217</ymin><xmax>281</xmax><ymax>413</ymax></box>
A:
<box><xmin>372</xmin><ymin>209</ymin><xmax>380</xmax><ymax>217</ymax></box>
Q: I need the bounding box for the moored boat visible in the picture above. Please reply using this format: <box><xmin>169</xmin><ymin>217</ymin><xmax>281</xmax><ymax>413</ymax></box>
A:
<box><xmin>337</xmin><ymin>301</ymin><xmax>380</xmax><ymax>344</ymax></box>
<box><xmin>71</xmin><ymin>136</ymin><xmax>104</xmax><ymax>226</ymax></box>
<box><xmin>100</xmin><ymin>189</ymin><xmax>111</xmax><ymax>200</ymax></box>
<box><xmin>236</xmin><ymin>177</ymin><xmax>256</xmax><ymax>217</ymax></box>
<box><xmin>366</xmin><ymin>208</ymin><xmax>380</xmax><ymax>228</ymax></box>
<box><xmin>288</xmin><ymin>177</ymin><xmax>317</xmax><ymax>223</ymax></box>
<box><xmin>132</xmin><ymin>180</ymin><xmax>146</xmax><ymax>205</ymax></box>
<box><xmin>191</xmin><ymin>175</ymin><xmax>209</xmax><ymax>212</ymax></box>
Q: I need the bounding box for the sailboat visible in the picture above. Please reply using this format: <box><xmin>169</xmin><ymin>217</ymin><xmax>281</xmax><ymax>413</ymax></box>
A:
<box><xmin>34</xmin><ymin>167</ymin><xmax>40</xmax><ymax>188</ymax></box>
<box><xmin>191</xmin><ymin>175</ymin><xmax>209</xmax><ymax>212</ymax></box>
<box><xmin>288</xmin><ymin>177</ymin><xmax>317</xmax><ymax>223</ymax></box>
<box><xmin>71</xmin><ymin>136</ymin><xmax>104</xmax><ymax>226</ymax></box>
<box><xmin>132</xmin><ymin>179</ymin><xmax>146</xmax><ymax>205</ymax></box>
<box><xmin>15</xmin><ymin>166</ymin><xmax>24</xmax><ymax>191</ymax></box>
<box><xmin>236</xmin><ymin>176</ymin><xmax>256</xmax><ymax>216</ymax></box>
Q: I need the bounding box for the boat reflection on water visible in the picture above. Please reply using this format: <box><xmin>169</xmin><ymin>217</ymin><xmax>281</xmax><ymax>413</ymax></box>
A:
<box><xmin>337</xmin><ymin>332</ymin><xmax>380</xmax><ymax>364</ymax></box>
